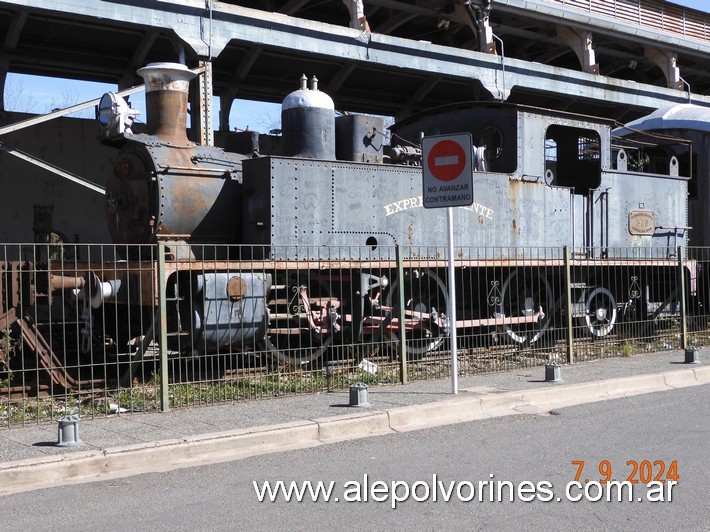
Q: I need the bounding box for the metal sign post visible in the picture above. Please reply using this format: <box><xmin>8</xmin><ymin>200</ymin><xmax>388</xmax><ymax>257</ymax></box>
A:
<box><xmin>422</xmin><ymin>133</ymin><xmax>474</xmax><ymax>394</ymax></box>
<box><xmin>446</xmin><ymin>205</ymin><xmax>458</xmax><ymax>394</ymax></box>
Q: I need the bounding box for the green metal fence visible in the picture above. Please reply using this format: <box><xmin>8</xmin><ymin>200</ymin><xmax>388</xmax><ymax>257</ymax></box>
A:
<box><xmin>1</xmin><ymin>242</ymin><xmax>707</xmax><ymax>426</ymax></box>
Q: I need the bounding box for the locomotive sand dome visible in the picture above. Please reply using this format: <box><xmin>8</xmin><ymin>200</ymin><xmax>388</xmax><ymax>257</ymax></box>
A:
<box><xmin>281</xmin><ymin>74</ymin><xmax>335</xmax><ymax>159</ymax></box>
<box><xmin>104</xmin><ymin>62</ymin><xmax>246</xmax><ymax>248</ymax></box>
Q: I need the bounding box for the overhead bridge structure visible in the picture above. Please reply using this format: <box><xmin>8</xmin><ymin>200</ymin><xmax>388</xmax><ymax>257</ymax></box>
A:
<box><xmin>1</xmin><ymin>0</ymin><xmax>710</xmax><ymax>130</ymax></box>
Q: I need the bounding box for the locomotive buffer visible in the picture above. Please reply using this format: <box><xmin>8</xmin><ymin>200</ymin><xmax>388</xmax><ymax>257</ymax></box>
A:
<box><xmin>422</xmin><ymin>133</ymin><xmax>475</xmax><ymax>395</ymax></box>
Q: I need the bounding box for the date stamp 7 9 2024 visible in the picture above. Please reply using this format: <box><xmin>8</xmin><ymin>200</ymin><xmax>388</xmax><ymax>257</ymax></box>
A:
<box><xmin>571</xmin><ymin>460</ymin><xmax>679</xmax><ymax>484</ymax></box>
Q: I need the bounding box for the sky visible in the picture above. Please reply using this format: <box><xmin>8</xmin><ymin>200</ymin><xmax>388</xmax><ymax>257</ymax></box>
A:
<box><xmin>4</xmin><ymin>73</ymin><xmax>280</xmax><ymax>133</ymax></box>
<box><xmin>670</xmin><ymin>0</ymin><xmax>707</xmax><ymax>9</ymax></box>
<box><xmin>3</xmin><ymin>0</ymin><xmax>709</xmax><ymax>132</ymax></box>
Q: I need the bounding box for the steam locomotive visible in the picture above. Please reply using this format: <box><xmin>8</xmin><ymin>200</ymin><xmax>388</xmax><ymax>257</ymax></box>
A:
<box><xmin>2</xmin><ymin>61</ymin><xmax>704</xmax><ymax>391</ymax></box>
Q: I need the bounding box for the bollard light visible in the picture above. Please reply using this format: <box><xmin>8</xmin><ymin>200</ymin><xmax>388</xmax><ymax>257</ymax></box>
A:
<box><xmin>56</xmin><ymin>414</ymin><xmax>82</xmax><ymax>446</ymax></box>
<box><xmin>684</xmin><ymin>346</ymin><xmax>701</xmax><ymax>364</ymax></box>
<box><xmin>349</xmin><ymin>382</ymin><xmax>370</xmax><ymax>407</ymax></box>
<box><xmin>545</xmin><ymin>362</ymin><xmax>562</xmax><ymax>382</ymax></box>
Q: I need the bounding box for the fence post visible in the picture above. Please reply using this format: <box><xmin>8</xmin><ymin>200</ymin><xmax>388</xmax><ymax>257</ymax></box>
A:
<box><xmin>678</xmin><ymin>246</ymin><xmax>687</xmax><ymax>350</ymax></box>
<box><xmin>396</xmin><ymin>245</ymin><xmax>408</xmax><ymax>384</ymax></box>
<box><xmin>157</xmin><ymin>242</ymin><xmax>170</xmax><ymax>411</ymax></box>
<box><xmin>563</xmin><ymin>246</ymin><xmax>574</xmax><ymax>364</ymax></box>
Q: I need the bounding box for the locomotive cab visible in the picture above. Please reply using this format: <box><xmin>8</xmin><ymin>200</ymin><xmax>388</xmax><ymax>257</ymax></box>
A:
<box><xmin>390</xmin><ymin>102</ymin><xmax>688</xmax><ymax>255</ymax></box>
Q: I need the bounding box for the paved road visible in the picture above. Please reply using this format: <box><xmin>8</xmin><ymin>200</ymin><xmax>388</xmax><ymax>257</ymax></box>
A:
<box><xmin>2</xmin><ymin>385</ymin><xmax>708</xmax><ymax>531</ymax></box>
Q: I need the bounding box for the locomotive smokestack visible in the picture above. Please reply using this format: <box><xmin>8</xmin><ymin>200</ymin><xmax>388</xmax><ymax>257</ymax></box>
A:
<box><xmin>137</xmin><ymin>62</ymin><xmax>196</xmax><ymax>146</ymax></box>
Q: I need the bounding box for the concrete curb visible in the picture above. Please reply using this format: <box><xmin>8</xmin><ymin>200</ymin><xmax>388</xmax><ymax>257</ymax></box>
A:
<box><xmin>1</xmin><ymin>365</ymin><xmax>708</xmax><ymax>496</ymax></box>
<box><xmin>314</xmin><ymin>410</ymin><xmax>391</xmax><ymax>443</ymax></box>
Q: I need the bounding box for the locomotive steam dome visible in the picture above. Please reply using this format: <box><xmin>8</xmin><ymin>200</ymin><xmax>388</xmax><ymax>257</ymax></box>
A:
<box><xmin>282</xmin><ymin>75</ymin><xmax>335</xmax><ymax>159</ymax></box>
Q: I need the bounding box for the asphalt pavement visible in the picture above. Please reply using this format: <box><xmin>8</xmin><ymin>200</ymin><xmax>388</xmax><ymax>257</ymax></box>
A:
<box><xmin>0</xmin><ymin>348</ymin><xmax>708</xmax><ymax>495</ymax></box>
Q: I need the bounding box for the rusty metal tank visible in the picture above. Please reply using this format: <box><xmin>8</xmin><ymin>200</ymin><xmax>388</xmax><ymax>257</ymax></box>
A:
<box><xmin>104</xmin><ymin>62</ymin><xmax>246</xmax><ymax>246</ymax></box>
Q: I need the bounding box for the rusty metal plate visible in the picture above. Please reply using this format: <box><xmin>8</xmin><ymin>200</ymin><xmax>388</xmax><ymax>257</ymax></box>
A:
<box><xmin>227</xmin><ymin>275</ymin><xmax>248</xmax><ymax>301</ymax></box>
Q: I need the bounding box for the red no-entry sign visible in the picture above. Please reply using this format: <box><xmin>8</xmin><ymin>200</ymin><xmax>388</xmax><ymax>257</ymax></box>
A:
<box><xmin>422</xmin><ymin>133</ymin><xmax>474</xmax><ymax>209</ymax></box>
<box><xmin>427</xmin><ymin>139</ymin><xmax>466</xmax><ymax>181</ymax></box>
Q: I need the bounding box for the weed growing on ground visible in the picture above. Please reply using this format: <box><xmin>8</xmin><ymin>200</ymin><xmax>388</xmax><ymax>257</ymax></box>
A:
<box><xmin>621</xmin><ymin>340</ymin><xmax>637</xmax><ymax>358</ymax></box>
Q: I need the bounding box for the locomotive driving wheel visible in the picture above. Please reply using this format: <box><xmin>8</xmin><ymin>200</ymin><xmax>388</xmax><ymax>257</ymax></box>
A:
<box><xmin>384</xmin><ymin>269</ymin><xmax>449</xmax><ymax>358</ymax></box>
<box><xmin>497</xmin><ymin>269</ymin><xmax>552</xmax><ymax>344</ymax></box>
<box><xmin>264</xmin><ymin>274</ymin><xmax>339</xmax><ymax>366</ymax></box>
<box><xmin>578</xmin><ymin>287</ymin><xmax>617</xmax><ymax>338</ymax></box>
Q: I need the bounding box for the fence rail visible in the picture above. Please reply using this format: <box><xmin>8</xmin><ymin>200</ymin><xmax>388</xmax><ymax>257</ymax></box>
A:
<box><xmin>1</xmin><ymin>242</ymin><xmax>708</xmax><ymax>427</ymax></box>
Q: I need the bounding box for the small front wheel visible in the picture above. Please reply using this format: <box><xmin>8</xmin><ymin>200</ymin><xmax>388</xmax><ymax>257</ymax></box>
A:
<box><xmin>578</xmin><ymin>287</ymin><xmax>617</xmax><ymax>337</ymax></box>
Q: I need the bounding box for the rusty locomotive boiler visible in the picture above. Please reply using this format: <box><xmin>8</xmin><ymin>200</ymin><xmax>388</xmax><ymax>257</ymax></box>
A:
<box><xmin>2</xmin><ymin>61</ymin><xmax>705</xmax><ymax>394</ymax></box>
<box><xmin>104</xmin><ymin>63</ymin><xmax>247</xmax><ymax>249</ymax></box>
<box><xmin>99</xmin><ymin>63</ymin><xmax>269</xmax><ymax>361</ymax></box>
